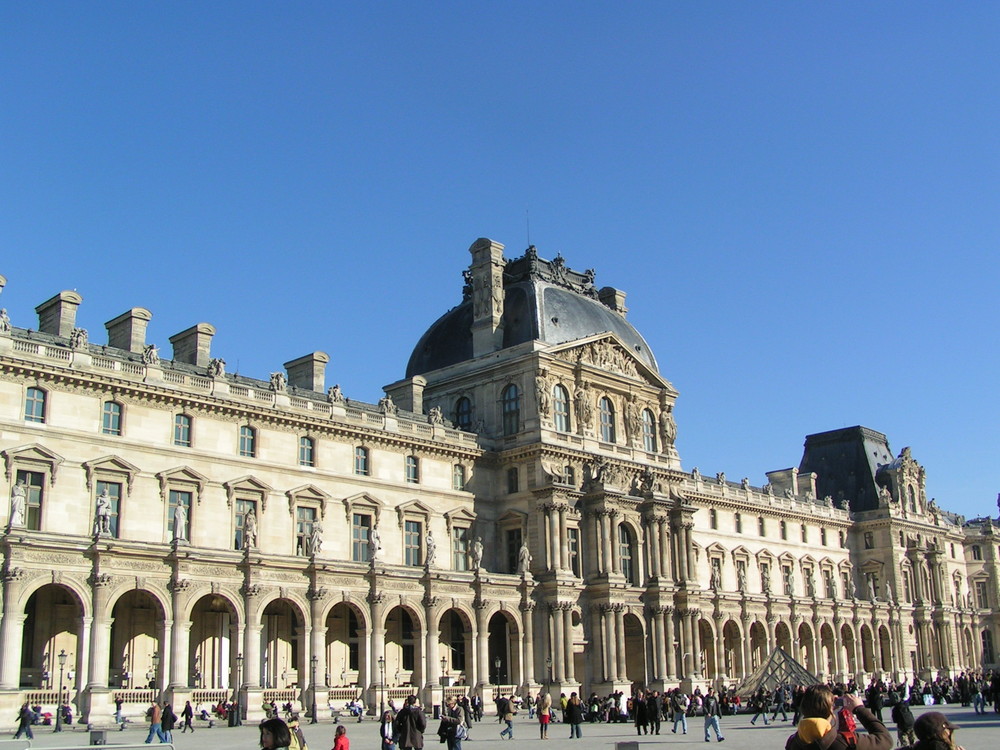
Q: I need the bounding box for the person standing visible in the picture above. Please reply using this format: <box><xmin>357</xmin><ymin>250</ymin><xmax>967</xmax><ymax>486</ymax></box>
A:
<box><xmin>334</xmin><ymin>724</ymin><xmax>350</xmax><ymax>750</ymax></box>
<box><xmin>634</xmin><ymin>690</ymin><xmax>649</xmax><ymax>735</ymax></box>
<box><xmin>647</xmin><ymin>691</ymin><xmax>662</xmax><ymax>735</ymax></box>
<box><xmin>537</xmin><ymin>693</ymin><xmax>552</xmax><ymax>739</ymax></box>
<box><xmin>182</xmin><ymin>700</ymin><xmax>195</xmax><ymax>732</ymax></box>
<box><xmin>13</xmin><ymin>702</ymin><xmax>34</xmax><ymax>740</ymax></box>
<box><xmin>393</xmin><ymin>695</ymin><xmax>426</xmax><ymax>750</ymax></box>
<box><xmin>115</xmin><ymin>696</ymin><xmax>125</xmax><ymax>727</ymax></box>
<box><xmin>161</xmin><ymin>703</ymin><xmax>177</xmax><ymax>743</ymax></box>
<box><xmin>565</xmin><ymin>692</ymin><xmax>584</xmax><ymax>739</ymax></box>
<box><xmin>441</xmin><ymin>695</ymin><xmax>468</xmax><ymax>750</ymax></box>
<box><xmin>703</xmin><ymin>688</ymin><xmax>725</xmax><ymax>743</ymax></box>
<box><xmin>380</xmin><ymin>710</ymin><xmax>397</xmax><ymax>750</ymax></box>
<box><xmin>671</xmin><ymin>690</ymin><xmax>689</xmax><ymax>735</ymax></box>
<box><xmin>783</xmin><ymin>688</ymin><xmax>891</xmax><ymax>750</ymax></box>
<box><xmin>144</xmin><ymin>701</ymin><xmax>167</xmax><ymax>744</ymax></box>
<box><xmin>890</xmin><ymin>699</ymin><xmax>915</xmax><ymax>747</ymax></box>
<box><xmin>259</xmin><ymin>717</ymin><xmax>292</xmax><ymax>750</ymax></box>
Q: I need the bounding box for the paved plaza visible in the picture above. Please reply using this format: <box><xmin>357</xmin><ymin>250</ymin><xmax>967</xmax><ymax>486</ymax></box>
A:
<box><xmin>9</xmin><ymin>705</ymin><xmax>999</xmax><ymax>750</ymax></box>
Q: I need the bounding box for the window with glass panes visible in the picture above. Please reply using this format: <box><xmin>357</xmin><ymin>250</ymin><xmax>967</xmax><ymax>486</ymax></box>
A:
<box><xmin>168</xmin><ymin>489</ymin><xmax>192</xmax><ymax>542</ymax></box>
<box><xmin>599</xmin><ymin>397</ymin><xmax>615</xmax><ymax>443</ymax></box>
<box><xmin>296</xmin><ymin>506</ymin><xmax>317</xmax><ymax>555</ymax></box>
<box><xmin>352</xmin><ymin>513</ymin><xmax>372</xmax><ymax>563</ymax></box>
<box><xmin>552</xmin><ymin>385</ymin><xmax>570</xmax><ymax>432</ymax></box>
<box><xmin>452</xmin><ymin>526</ymin><xmax>469</xmax><ymax>571</ymax></box>
<box><xmin>298</xmin><ymin>437</ymin><xmax>315</xmax><ymax>467</ymax></box>
<box><xmin>452</xmin><ymin>464</ymin><xmax>465</xmax><ymax>491</ymax></box>
<box><xmin>404</xmin><ymin>520</ymin><xmax>422</xmax><ymax>566</ymax></box>
<box><xmin>618</xmin><ymin>524</ymin><xmax>633</xmax><ymax>584</ymax></box>
<box><xmin>405</xmin><ymin>456</ymin><xmax>419</xmax><ymax>483</ymax></box>
<box><xmin>234</xmin><ymin>499</ymin><xmax>257</xmax><ymax>550</ymax></box>
<box><xmin>239</xmin><ymin>426</ymin><xmax>256</xmax><ymax>457</ymax></box>
<box><xmin>455</xmin><ymin>397</ymin><xmax>472</xmax><ymax>431</ymax></box>
<box><xmin>506</xmin><ymin>467</ymin><xmax>518</xmax><ymax>494</ymax></box>
<box><xmin>17</xmin><ymin>470</ymin><xmax>44</xmax><ymax>530</ymax></box>
<box><xmin>174</xmin><ymin>414</ymin><xmax>192</xmax><ymax>447</ymax></box>
<box><xmin>501</xmin><ymin>385</ymin><xmax>520</xmax><ymax>436</ymax></box>
<box><xmin>642</xmin><ymin>409</ymin><xmax>657</xmax><ymax>452</ymax></box>
<box><xmin>354</xmin><ymin>446</ymin><xmax>369</xmax><ymax>476</ymax></box>
<box><xmin>568</xmin><ymin>527</ymin><xmax>580</xmax><ymax>577</ymax></box>
<box><xmin>25</xmin><ymin>387</ymin><xmax>46</xmax><ymax>423</ymax></box>
<box><xmin>505</xmin><ymin>528</ymin><xmax>522</xmax><ymax>573</ymax></box>
<box><xmin>102</xmin><ymin>401</ymin><xmax>123</xmax><ymax>435</ymax></box>
<box><xmin>976</xmin><ymin>580</ymin><xmax>989</xmax><ymax>609</ymax></box>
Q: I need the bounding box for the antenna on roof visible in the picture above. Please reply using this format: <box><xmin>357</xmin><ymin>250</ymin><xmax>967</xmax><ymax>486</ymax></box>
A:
<box><xmin>526</xmin><ymin>209</ymin><xmax>531</xmax><ymax>248</ymax></box>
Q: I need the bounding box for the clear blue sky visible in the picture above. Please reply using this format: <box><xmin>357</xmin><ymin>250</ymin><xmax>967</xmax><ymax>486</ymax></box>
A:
<box><xmin>2</xmin><ymin>3</ymin><xmax>997</xmax><ymax>520</ymax></box>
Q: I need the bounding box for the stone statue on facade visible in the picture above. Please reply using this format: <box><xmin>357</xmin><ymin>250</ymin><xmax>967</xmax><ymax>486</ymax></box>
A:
<box><xmin>868</xmin><ymin>577</ymin><xmax>878</xmax><ymax>602</ymax></box>
<box><xmin>309</xmin><ymin>523</ymin><xmax>323</xmax><ymax>556</ymax></box>
<box><xmin>428</xmin><ymin>406</ymin><xmax>444</xmax><ymax>425</ymax></box>
<box><xmin>659</xmin><ymin>404</ymin><xmax>677</xmax><ymax>447</ymax></box>
<box><xmin>884</xmin><ymin>580</ymin><xmax>895</xmax><ymax>605</ymax></box>
<box><xmin>369</xmin><ymin>525</ymin><xmax>382</xmax><ymax>561</ymax></box>
<box><xmin>761</xmin><ymin>567</ymin><xmax>771</xmax><ymax>595</ymax></box>
<box><xmin>784</xmin><ymin>567</ymin><xmax>794</xmax><ymax>596</ymax></box>
<box><xmin>326</xmin><ymin>384</ymin><xmax>344</xmax><ymax>403</ymax></box>
<box><xmin>269</xmin><ymin>372</ymin><xmax>286</xmax><ymax>392</ymax></box>
<box><xmin>709</xmin><ymin>564</ymin><xmax>721</xmax><ymax>592</ymax></box>
<box><xmin>737</xmin><ymin>566</ymin><xmax>747</xmax><ymax>593</ymax></box>
<box><xmin>470</xmin><ymin>536</ymin><xmax>484</xmax><ymax>571</ymax></box>
<box><xmin>94</xmin><ymin>489</ymin><xmax>112</xmax><ymax>536</ymax></box>
<box><xmin>243</xmin><ymin>509</ymin><xmax>258</xmax><ymax>549</ymax></box>
<box><xmin>9</xmin><ymin>479</ymin><xmax>26</xmax><ymax>528</ymax></box>
<box><xmin>624</xmin><ymin>395</ymin><xmax>641</xmax><ymax>446</ymax></box>
<box><xmin>716</xmin><ymin>472</ymin><xmax>726</xmax><ymax>485</ymax></box>
<box><xmin>878</xmin><ymin>485</ymin><xmax>893</xmax><ymax>507</ymax></box>
<box><xmin>517</xmin><ymin>541</ymin><xmax>532</xmax><ymax>576</ymax></box>
<box><xmin>208</xmin><ymin>358</ymin><xmax>226</xmax><ymax>377</ymax></box>
<box><xmin>425</xmin><ymin>530</ymin><xmax>436</xmax><ymax>567</ymax></box>
<box><xmin>535</xmin><ymin>372</ymin><xmax>551</xmax><ymax>419</ymax></box>
<box><xmin>574</xmin><ymin>382</ymin><xmax>593</xmax><ymax>428</ymax></box>
<box><xmin>741</xmin><ymin>477</ymin><xmax>751</xmax><ymax>491</ymax></box>
<box><xmin>378</xmin><ymin>395</ymin><xmax>397</xmax><ymax>415</ymax></box>
<box><xmin>142</xmin><ymin>344</ymin><xmax>159</xmax><ymax>365</ymax></box>
<box><xmin>0</xmin><ymin>308</ymin><xmax>10</xmax><ymax>333</ymax></box>
<box><xmin>173</xmin><ymin>503</ymin><xmax>188</xmax><ymax>542</ymax></box>
<box><xmin>70</xmin><ymin>327</ymin><xmax>88</xmax><ymax>349</ymax></box>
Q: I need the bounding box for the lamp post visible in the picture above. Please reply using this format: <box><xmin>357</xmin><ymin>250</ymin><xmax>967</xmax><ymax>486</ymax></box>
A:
<box><xmin>151</xmin><ymin>653</ymin><xmax>160</xmax><ymax>694</ymax></box>
<box><xmin>310</xmin><ymin>655</ymin><xmax>319</xmax><ymax>725</ymax></box>
<box><xmin>440</xmin><ymin>656</ymin><xmax>447</xmax><ymax>686</ymax></box>
<box><xmin>378</xmin><ymin>656</ymin><xmax>386</xmax><ymax>717</ymax></box>
<box><xmin>54</xmin><ymin>649</ymin><xmax>67</xmax><ymax>732</ymax></box>
<box><xmin>235</xmin><ymin>653</ymin><xmax>244</xmax><ymax>727</ymax></box>
<box><xmin>494</xmin><ymin>657</ymin><xmax>501</xmax><ymax>687</ymax></box>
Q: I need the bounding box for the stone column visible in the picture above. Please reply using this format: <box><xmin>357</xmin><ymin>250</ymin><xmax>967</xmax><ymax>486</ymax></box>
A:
<box><xmin>562</xmin><ymin>605</ymin><xmax>575</xmax><ymax>682</ymax></box>
<box><xmin>243</xmin><ymin>586</ymin><xmax>264</xmax><ymax>688</ymax></box>
<box><xmin>609</xmin><ymin>511</ymin><xmax>621</xmax><ymax>575</ymax></box>
<box><xmin>520</xmin><ymin>602</ymin><xmax>536</xmax><ymax>685</ymax></box>
<box><xmin>615</xmin><ymin>606</ymin><xmax>627</xmax><ymax>682</ymax></box>
<box><xmin>664</xmin><ymin>608</ymin><xmax>676</xmax><ymax>680</ymax></box>
<box><xmin>308</xmin><ymin>588</ymin><xmax>328</xmax><ymax>690</ymax></box>
<box><xmin>681</xmin><ymin>610</ymin><xmax>695</xmax><ymax>677</ymax></box>
<box><xmin>714</xmin><ymin>614</ymin><xmax>725</xmax><ymax>679</ymax></box>
<box><xmin>169</xmin><ymin>620</ymin><xmax>191</xmax><ymax>688</ymax></box>
<box><xmin>0</xmin><ymin>569</ymin><xmax>27</xmax><ymax>689</ymax></box>
<box><xmin>600</xmin><ymin>513</ymin><xmax>613</xmax><ymax>575</ymax></box>
<box><xmin>474</xmin><ymin>600</ymin><xmax>489</xmax><ymax>688</ymax></box>
<box><xmin>651</xmin><ymin>607</ymin><xmax>665</xmax><ymax>680</ymax></box>
<box><xmin>546</xmin><ymin>508</ymin><xmax>559</xmax><ymax>572</ymax></box>
<box><xmin>674</xmin><ymin>523</ymin><xmax>689</xmax><ymax>584</ymax></box>
<box><xmin>660</xmin><ymin>521</ymin><xmax>672</xmax><ymax>580</ymax></box>
<box><xmin>558</xmin><ymin>506</ymin><xmax>569</xmax><ymax>571</ymax></box>
<box><xmin>157</xmin><ymin>618</ymin><xmax>171</xmax><ymax>693</ymax></box>
<box><xmin>86</xmin><ymin>574</ymin><xmax>114</xmax><ymax>689</ymax></box>
<box><xmin>766</xmin><ymin>614</ymin><xmax>777</xmax><ymax>653</ymax></box>
<box><xmin>685</xmin><ymin>524</ymin><xmax>697</xmax><ymax>581</ymax></box>
<box><xmin>549</xmin><ymin>604</ymin><xmax>565</xmax><ymax>683</ymax></box>
<box><xmin>602</xmin><ymin>605</ymin><xmax>616</xmax><ymax>682</ymax></box>
<box><xmin>739</xmin><ymin>615</ymin><xmax>751</xmax><ymax>678</ymax></box>
<box><xmin>833</xmin><ymin>618</ymin><xmax>845</xmax><ymax>677</ymax></box>
<box><xmin>369</xmin><ymin>592</ymin><xmax>387</xmax><ymax>690</ymax></box>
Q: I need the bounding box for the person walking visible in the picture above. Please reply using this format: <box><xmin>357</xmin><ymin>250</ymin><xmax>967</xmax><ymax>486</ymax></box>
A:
<box><xmin>703</xmin><ymin>688</ymin><xmax>725</xmax><ymax>743</ymax></box>
<box><xmin>634</xmin><ymin>690</ymin><xmax>649</xmax><ymax>735</ymax></box>
<box><xmin>13</xmin><ymin>702</ymin><xmax>34</xmax><ymax>740</ymax></box>
<box><xmin>498</xmin><ymin>694</ymin><xmax>515</xmax><ymax>740</ymax></box>
<box><xmin>750</xmin><ymin>689</ymin><xmax>771</xmax><ymax>726</ymax></box>
<box><xmin>182</xmin><ymin>700</ymin><xmax>195</xmax><ymax>732</ymax></box>
<box><xmin>772</xmin><ymin>685</ymin><xmax>789</xmax><ymax>722</ymax></box>
<box><xmin>440</xmin><ymin>695</ymin><xmax>468</xmax><ymax>750</ymax></box>
<box><xmin>393</xmin><ymin>695</ymin><xmax>427</xmax><ymax>750</ymax></box>
<box><xmin>647</xmin><ymin>691</ymin><xmax>662</xmax><ymax>735</ymax></box>
<box><xmin>380</xmin><ymin>710</ymin><xmax>397</xmax><ymax>750</ymax></box>
<box><xmin>161</xmin><ymin>703</ymin><xmax>177</xmax><ymax>743</ymax></box>
<box><xmin>115</xmin><ymin>696</ymin><xmax>125</xmax><ymax>727</ymax></box>
<box><xmin>671</xmin><ymin>690</ymin><xmax>689</xmax><ymax>735</ymax></box>
<box><xmin>144</xmin><ymin>701</ymin><xmax>167</xmax><ymax>744</ymax></box>
<box><xmin>537</xmin><ymin>693</ymin><xmax>552</xmax><ymax>739</ymax></box>
<box><xmin>890</xmin><ymin>699</ymin><xmax>916</xmax><ymax>747</ymax></box>
<box><xmin>565</xmin><ymin>692</ymin><xmax>584</xmax><ymax>739</ymax></box>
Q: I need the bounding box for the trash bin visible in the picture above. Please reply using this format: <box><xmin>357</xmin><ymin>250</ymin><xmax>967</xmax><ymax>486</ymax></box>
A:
<box><xmin>433</xmin><ymin>704</ymin><xmax>441</xmax><ymax>719</ymax></box>
<box><xmin>90</xmin><ymin>729</ymin><xmax>108</xmax><ymax>745</ymax></box>
<box><xmin>229</xmin><ymin>710</ymin><xmax>238</xmax><ymax>727</ymax></box>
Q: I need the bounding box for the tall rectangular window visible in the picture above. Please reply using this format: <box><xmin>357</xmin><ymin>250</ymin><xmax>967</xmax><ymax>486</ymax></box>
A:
<box><xmin>17</xmin><ymin>470</ymin><xmax>44</xmax><ymax>530</ymax></box>
<box><xmin>102</xmin><ymin>401</ymin><xmax>123</xmax><ymax>436</ymax></box>
<box><xmin>452</xmin><ymin>464</ymin><xmax>466</xmax><ymax>491</ymax></box>
<box><xmin>354</xmin><ymin>447</ymin><xmax>369</xmax><ymax>476</ymax></box>
<box><xmin>599</xmin><ymin>397</ymin><xmax>615</xmax><ymax>443</ymax></box>
<box><xmin>642</xmin><ymin>409</ymin><xmax>657</xmax><ymax>452</ymax></box>
<box><xmin>552</xmin><ymin>386</ymin><xmax>570</xmax><ymax>432</ymax></box>
<box><xmin>976</xmin><ymin>580</ymin><xmax>989</xmax><ymax>609</ymax></box>
<box><xmin>404</xmin><ymin>520</ymin><xmax>422</xmax><ymax>566</ymax></box>
<box><xmin>352</xmin><ymin>513</ymin><xmax>372</xmax><ymax>563</ymax></box>
<box><xmin>239</xmin><ymin>426</ymin><xmax>256</xmax><ymax>457</ymax></box>
<box><xmin>95</xmin><ymin>481</ymin><xmax>122</xmax><ymax>538</ymax></box>
<box><xmin>507</xmin><ymin>467</ymin><xmax>519</xmax><ymax>494</ymax></box>
<box><xmin>173</xmin><ymin>414</ymin><xmax>192</xmax><ymax>447</ymax></box>
<box><xmin>234</xmin><ymin>499</ymin><xmax>257</xmax><ymax>551</ymax></box>
<box><xmin>452</xmin><ymin>526</ymin><xmax>469</xmax><ymax>571</ymax></box>
<box><xmin>24</xmin><ymin>388</ymin><xmax>46</xmax><ymax>423</ymax></box>
<box><xmin>505</xmin><ymin>528</ymin><xmax>522</xmax><ymax>573</ymax></box>
<box><xmin>501</xmin><ymin>385</ymin><xmax>520</xmax><ymax>436</ymax></box>
<box><xmin>296</xmin><ymin>506</ymin><xmax>317</xmax><ymax>556</ymax></box>
<box><xmin>168</xmin><ymin>489</ymin><xmax>192</xmax><ymax>542</ymax></box>
<box><xmin>298</xmin><ymin>436</ymin><xmax>315</xmax><ymax>467</ymax></box>
<box><xmin>405</xmin><ymin>456</ymin><xmax>419</xmax><ymax>484</ymax></box>
<box><xmin>568</xmin><ymin>527</ymin><xmax>580</xmax><ymax>577</ymax></box>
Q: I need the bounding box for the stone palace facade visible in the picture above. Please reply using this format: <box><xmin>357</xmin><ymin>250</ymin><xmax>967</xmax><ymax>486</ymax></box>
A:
<box><xmin>0</xmin><ymin>240</ymin><xmax>997</xmax><ymax>724</ymax></box>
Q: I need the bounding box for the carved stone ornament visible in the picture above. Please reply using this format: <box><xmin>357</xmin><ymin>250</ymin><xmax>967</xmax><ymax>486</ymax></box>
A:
<box><xmin>241</xmin><ymin>583</ymin><xmax>262</xmax><ymax>598</ymax></box>
<box><xmin>70</xmin><ymin>327</ymin><xmax>89</xmax><ymax>349</ymax></box>
<box><xmin>168</xmin><ymin>577</ymin><xmax>192</xmax><ymax>593</ymax></box>
<box><xmin>576</xmin><ymin>340</ymin><xmax>639</xmax><ymax>379</ymax></box>
<box><xmin>90</xmin><ymin>572</ymin><xmax>114</xmax><ymax>587</ymax></box>
<box><xmin>307</xmin><ymin>585</ymin><xmax>327</xmax><ymax>601</ymax></box>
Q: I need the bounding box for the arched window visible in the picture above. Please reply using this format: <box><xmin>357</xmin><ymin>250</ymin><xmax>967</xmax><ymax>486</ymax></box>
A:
<box><xmin>501</xmin><ymin>384</ymin><xmax>520</xmax><ymax>436</ymax></box>
<box><xmin>552</xmin><ymin>385</ymin><xmax>571</xmax><ymax>432</ymax></box>
<box><xmin>354</xmin><ymin>446</ymin><xmax>370</xmax><ymax>476</ymax></box>
<box><xmin>599</xmin><ymin>397</ymin><xmax>616</xmax><ymax>443</ymax></box>
<box><xmin>455</xmin><ymin>397</ymin><xmax>472</xmax><ymax>431</ymax></box>
<box><xmin>298</xmin><ymin>436</ymin><xmax>315</xmax><ymax>467</ymax></box>
<box><xmin>642</xmin><ymin>409</ymin><xmax>657</xmax><ymax>452</ymax></box>
<box><xmin>619</xmin><ymin>524</ymin><xmax>635</xmax><ymax>584</ymax></box>
<box><xmin>907</xmin><ymin>486</ymin><xmax>917</xmax><ymax>513</ymax></box>
<box><xmin>102</xmin><ymin>400</ymin><xmax>123</xmax><ymax>436</ymax></box>
<box><xmin>239</xmin><ymin>425</ymin><xmax>256</xmax><ymax>457</ymax></box>
<box><xmin>174</xmin><ymin>414</ymin><xmax>192</xmax><ymax>447</ymax></box>
<box><xmin>24</xmin><ymin>387</ymin><xmax>46</xmax><ymax>423</ymax></box>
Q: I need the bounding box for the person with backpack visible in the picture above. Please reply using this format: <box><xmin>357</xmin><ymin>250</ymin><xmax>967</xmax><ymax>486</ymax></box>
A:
<box><xmin>750</xmin><ymin>688</ymin><xmax>771</xmax><ymax>726</ymax></box>
<box><xmin>891</xmin><ymin>699</ymin><xmax>916</xmax><ymax>747</ymax></box>
<box><xmin>671</xmin><ymin>689</ymin><xmax>689</xmax><ymax>735</ymax></box>
<box><xmin>393</xmin><ymin>696</ymin><xmax>426</xmax><ymax>750</ymax></box>
<box><xmin>784</xmin><ymin>686</ymin><xmax>891</xmax><ymax>750</ymax></box>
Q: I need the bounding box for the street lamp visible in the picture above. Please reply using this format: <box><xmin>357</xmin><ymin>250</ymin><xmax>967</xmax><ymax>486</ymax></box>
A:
<box><xmin>494</xmin><ymin>657</ymin><xmax>501</xmax><ymax>686</ymax></box>
<box><xmin>54</xmin><ymin>650</ymin><xmax>67</xmax><ymax>732</ymax></box>
<box><xmin>234</xmin><ymin>653</ymin><xmax>244</xmax><ymax>727</ymax></box>
<box><xmin>440</xmin><ymin>656</ymin><xmax>448</xmax><ymax>687</ymax></box>
<box><xmin>310</xmin><ymin>655</ymin><xmax>319</xmax><ymax>725</ymax></box>
<box><xmin>378</xmin><ymin>656</ymin><xmax>386</xmax><ymax>717</ymax></box>
<box><xmin>151</xmin><ymin>653</ymin><xmax>160</xmax><ymax>694</ymax></box>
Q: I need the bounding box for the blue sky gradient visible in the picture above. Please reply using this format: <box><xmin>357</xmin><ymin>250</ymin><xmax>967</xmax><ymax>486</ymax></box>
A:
<box><xmin>2</xmin><ymin>3</ymin><xmax>997</xmax><ymax>519</ymax></box>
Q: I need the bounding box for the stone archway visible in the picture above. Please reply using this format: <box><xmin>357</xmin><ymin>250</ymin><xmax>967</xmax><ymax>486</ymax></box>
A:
<box><xmin>189</xmin><ymin>593</ymin><xmax>240</xmax><ymax>691</ymax></box>
<box><xmin>841</xmin><ymin>624</ymin><xmax>858</xmax><ymax>676</ymax></box>
<box><xmin>722</xmin><ymin>620</ymin><xmax>743</xmax><ymax>679</ymax></box>
<box><xmin>860</xmin><ymin>625</ymin><xmax>875</xmax><ymax>673</ymax></box>
<box><xmin>623</xmin><ymin>613</ymin><xmax>646</xmax><ymax>686</ymax></box>
<box><xmin>260</xmin><ymin>598</ymin><xmax>305</xmax><ymax>689</ymax></box>
<box><xmin>797</xmin><ymin>622</ymin><xmax>815</xmax><ymax>674</ymax></box>
<box><xmin>109</xmin><ymin>589</ymin><xmax>167</xmax><ymax>689</ymax></box>
<box><xmin>775</xmin><ymin>621</ymin><xmax>792</xmax><ymax>654</ymax></box>
<box><xmin>440</xmin><ymin>608</ymin><xmax>473</xmax><ymax>685</ymax></box>
<box><xmin>698</xmin><ymin>618</ymin><xmax>716</xmax><ymax>679</ymax></box>
<box><xmin>820</xmin><ymin>624</ymin><xmax>836</xmax><ymax>678</ymax></box>
<box><xmin>19</xmin><ymin>583</ymin><xmax>87</xmax><ymax>694</ymax></box>
<box><xmin>748</xmin><ymin>621</ymin><xmax>767</xmax><ymax>672</ymax></box>
<box><xmin>487</xmin><ymin>610</ymin><xmax>519</xmax><ymax>688</ymax></box>
<box><xmin>385</xmin><ymin>605</ymin><xmax>421</xmax><ymax>688</ymax></box>
<box><xmin>325</xmin><ymin>601</ymin><xmax>366</xmax><ymax>686</ymax></box>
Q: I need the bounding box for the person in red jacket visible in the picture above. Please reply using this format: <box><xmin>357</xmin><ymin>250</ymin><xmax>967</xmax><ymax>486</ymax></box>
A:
<box><xmin>785</xmin><ymin>688</ymin><xmax>892</xmax><ymax>750</ymax></box>
<box><xmin>333</xmin><ymin>724</ymin><xmax>350</xmax><ymax>750</ymax></box>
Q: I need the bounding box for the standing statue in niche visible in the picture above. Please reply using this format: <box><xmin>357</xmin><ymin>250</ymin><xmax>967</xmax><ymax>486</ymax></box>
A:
<box><xmin>761</xmin><ymin>568</ymin><xmax>772</xmax><ymax>595</ymax></box>
<box><xmin>737</xmin><ymin>566</ymin><xmax>747</xmax><ymax>594</ymax></box>
<box><xmin>868</xmin><ymin>577</ymin><xmax>878</xmax><ymax>603</ymax></box>
<box><xmin>659</xmin><ymin>404</ymin><xmax>677</xmax><ymax>447</ymax></box>
<box><xmin>425</xmin><ymin>530</ymin><xmax>437</xmax><ymax>567</ymax></box>
<box><xmin>709</xmin><ymin>564</ymin><xmax>721</xmax><ymax>592</ymax></box>
<box><xmin>243</xmin><ymin>509</ymin><xmax>258</xmax><ymax>549</ymax></box>
<box><xmin>369</xmin><ymin>525</ymin><xmax>382</xmax><ymax>562</ymax></box>
<box><xmin>517</xmin><ymin>541</ymin><xmax>532</xmax><ymax>576</ymax></box>
<box><xmin>94</xmin><ymin>489</ymin><xmax>112</xmax><ymax>536</ymax></box>
<box><xmin>884</xmin><ymin>580</ymin><xmax>895</xmax><ymax>605</ymax></box>
<box><xmin>173</xmin><ymin>503</ymin><xmax>188</xmax><ymax>542</ymax></box>
<box><xmin>9</xmin><ymin>479</ymin><xmax>26</xmax><ymax>528</ymax></box>
<box><xmin>469</xmin><ymin>536</ymin><xmax>484</xmax><ymax>571</ymax></box>
<box><xmin>784</xmin><ymin>567</ymin><xmax>795</xmax><ymax>596</ymax></box>
<box><xmin>309</xmin><ymin>523</ymin><xmax>323</xmax><ymax>556</ymax></box>
<box><xmin>535</xmin><ymin>372</ymin><xmax>551</xmax><ymax>419</ymax></box>
<box><xmin>574</xmin><ymin>383</ymin><xmax>594</xmax><ymax>428</ymax></box>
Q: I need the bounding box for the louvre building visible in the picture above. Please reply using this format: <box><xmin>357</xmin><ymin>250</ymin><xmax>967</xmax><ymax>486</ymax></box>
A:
<box><xmin>0</xmin><ymin>238</ymin><xmax>996</xmax><ymax>724</ymax></box>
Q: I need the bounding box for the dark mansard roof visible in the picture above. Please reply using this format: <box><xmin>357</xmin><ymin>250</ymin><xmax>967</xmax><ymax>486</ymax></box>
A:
<box><xmin>405</xmin><ymin>247</ymin><xmax>660</xmax><ymax>378</ymax></box>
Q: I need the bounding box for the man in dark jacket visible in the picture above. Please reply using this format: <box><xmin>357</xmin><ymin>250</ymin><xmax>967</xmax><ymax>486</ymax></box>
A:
<box><xmin>394</xmin><ymin>695</ymin><xmax>427</xmax><ymax>750</ymax></box>
<box><xmin>785</xmin><ymin>688</ymin><xmax>891</xmax><ymax>750</ymax></box>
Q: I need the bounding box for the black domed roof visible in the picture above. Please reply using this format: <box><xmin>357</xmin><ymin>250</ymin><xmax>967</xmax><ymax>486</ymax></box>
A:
<box><xmin>405</xmin><ymin>248</ymin><xmax>659</xmax><ymax>378</ymax></box>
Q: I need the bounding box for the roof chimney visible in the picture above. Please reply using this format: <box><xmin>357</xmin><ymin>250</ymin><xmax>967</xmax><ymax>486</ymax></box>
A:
<box><xmin>105</xmin><ymin>308</ymin><xmax>152</xmax><ymax>354</ymax></box>
<box><xmin>36</xmin><ymin>291</ymin><xmax>83</xmax><ymax>338</ymax></box>
<box><xmin>284</xmin><ymin>351</ymin><xmax>329</xmax><ymax>392</ymax></box>
<box><xmin>468</xmin><ymin>238</ymin><xmax>506</xmax><ymax>357</ymax></box>
<box><xmin>598</xmin><ymin>286</ymin><xmax>628</xmax><ymax>317</ymax></box>
<box><xmin>169</xmin><ymin>323</ymin><xmax>216</xmax><ymax>367</ymax></box>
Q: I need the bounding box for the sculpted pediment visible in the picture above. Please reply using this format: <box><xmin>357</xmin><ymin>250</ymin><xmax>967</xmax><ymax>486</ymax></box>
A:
<box><xmin>2</xmin><ymin>443</ymin><xmax>65</xmax><ymax>484</ymax></box>
<box><xmin>83</xmin><ymin>455</ymin><xmax>141</xmax><ymax>492</ymax></box>
<box><xmin>550</xmin><ymin>333</ymin><xmax>676</xmax><ymax>392</ymax></box>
